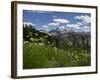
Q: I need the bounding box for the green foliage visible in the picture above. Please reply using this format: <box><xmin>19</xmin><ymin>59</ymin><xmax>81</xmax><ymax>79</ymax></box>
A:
<box><xmin>23</xmin><ymin>42</ymin><xmax>90</xmax><ymax>69</ymax></box>
<box><xmin>23</xmin><ymin>25</ymin><xmax>33</xmax><ymax>41</ymax></box>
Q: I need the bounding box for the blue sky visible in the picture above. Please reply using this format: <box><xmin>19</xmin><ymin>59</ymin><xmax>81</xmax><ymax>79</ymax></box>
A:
<box><xmin>23</xmin><ymin>10</ymin><xmax>91</xmax><ymax>32</ymax></box>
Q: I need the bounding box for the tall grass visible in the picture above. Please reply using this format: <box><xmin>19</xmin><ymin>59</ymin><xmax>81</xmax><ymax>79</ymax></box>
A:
<box><xmin>23</xmin><ymin>42</ymin><xmax>91</xmax><ymax>69</ymax></box>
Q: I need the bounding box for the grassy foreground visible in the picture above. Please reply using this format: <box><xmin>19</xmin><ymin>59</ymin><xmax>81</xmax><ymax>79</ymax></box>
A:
<box><xmin>23</xmin><ymin>42</ymin><xmax>91</xmax><ymax>69</ymax></box>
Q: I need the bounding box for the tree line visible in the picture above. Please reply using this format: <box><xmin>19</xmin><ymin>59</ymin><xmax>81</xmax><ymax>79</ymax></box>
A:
<box><xmin>23</xmin><ymin>24</ymin><xmax>91</xmax><ymax>51</ymax></box>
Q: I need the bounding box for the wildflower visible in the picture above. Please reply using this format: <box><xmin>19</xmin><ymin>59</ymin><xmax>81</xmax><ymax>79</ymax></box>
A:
<box><xmin>38</xmin><ymin>43</ymin><xmax>44</xmax><ymax>46</ymax></box>
<box><xmin>24</xmin><ymin>41</ymin><xmax>28</xmax><ymax>44</ymax></box>
<box><xmin>47</xmin><ymin>41</ymin><xmax>50</xmax><ymax>44</ymax></box>
<box><xmin>40</xmin><ymin>37</ymin><xmax>43</xmax><ymax>40</ymax></box>
<box><xmin>30</xmin><ymin>38</ymin><xmax>34</xmax><ymax>42</ymax></box>
<box><xmin>54</xmin><ymin>47</ymin><xmax>57</xmax><ymax>51</ymax></box>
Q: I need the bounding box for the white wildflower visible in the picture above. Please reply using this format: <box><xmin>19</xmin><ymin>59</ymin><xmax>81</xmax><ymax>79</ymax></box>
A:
<box><xmin>38</xmin><ymin>43</ymin><xmax>44</xmax><ymax>46</ymax></box>
<box><xmin>24</xmin><ymin>41</ymin><xmax>28</xmax><ymax>44</ymax></box>
<box><xmin>54</xmin><ymin>47</ymin><xmax>57</xmax><ymax>51</ymax></box>
<box><xmin>47</xmin><ymin>41</ymin><xmax>50</xmax><ymax>44</ymax></box>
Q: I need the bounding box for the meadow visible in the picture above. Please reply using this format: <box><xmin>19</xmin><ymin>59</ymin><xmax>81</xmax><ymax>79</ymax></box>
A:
<box><xmin>23</xmin><ymin>41</ymin><xmax>90</xmax><ymax>69</ymax></box>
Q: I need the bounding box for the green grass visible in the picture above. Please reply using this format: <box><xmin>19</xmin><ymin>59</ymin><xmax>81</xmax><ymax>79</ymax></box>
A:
<box><xmin>23</xmin><ymin>42</ymin><xmax>91</xmax><ymax>69</ymax></box>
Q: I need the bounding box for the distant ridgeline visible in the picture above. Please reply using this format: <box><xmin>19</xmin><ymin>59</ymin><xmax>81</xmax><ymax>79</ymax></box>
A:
<box><xmin>23</xmin><ymin>23</ymin><xmax>91</xmax><ymax>51</ymax></box>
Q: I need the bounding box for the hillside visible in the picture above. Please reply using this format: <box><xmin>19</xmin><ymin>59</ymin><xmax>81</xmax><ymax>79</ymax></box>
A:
<box><xmin>23</xmin><ymin>23</ymin><xmax>91</xmax><ymax>69</ymax></box>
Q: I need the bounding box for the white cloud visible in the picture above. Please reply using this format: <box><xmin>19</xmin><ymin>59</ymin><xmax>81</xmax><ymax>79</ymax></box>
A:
<box><xmin>23</xmin><ymin>22</ymin><xmax>35</xmax><ymax>27</ymax></box>
<box><xmin>42</xmin><ymin>25</ymin><xmax>48</xmax><ymax>28</ymax></box>
<box><xmin>82</xmin><ymin>26</ymin><xmax>90</xmax><ymax>32</ymax></box>
<box><xmin>83</xmin><ymin>26</ymin><xmax>90</xmax><ymax>29</ymax></box>
<box><xmin>48</xmin><ymin>22</ymin><xmax>59</xmax><ymax>26</ymax></box>
<box><xmin>38</xmin><ymin>25</ymin><xmax>49</xmax><ymax>32</ymax></box>
<box><xmin>66</xmin><ymin>23</ymin><xmax>91</xmax><ymax>32</ymax></box>
<box><xmin>53</xmin><ymin>18</ymin><xmax>70</xmax><ymax>24</ymax></box>
<box><xmin>75</xmin><ymin>15</ymin><xmax>91</xmax><ymax>24</ymax></box>
<box><xmin>66</xmin><ymin>23</ymin><xmax>81</xmax><ymax>29</ymax></box>
<box><xmin>76</xmin><ymin>22</ymin><xmax>83</xmax><ymax>26</ymax></box>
